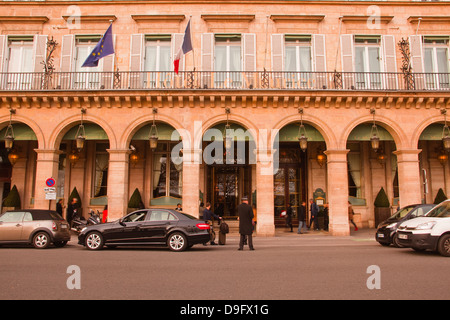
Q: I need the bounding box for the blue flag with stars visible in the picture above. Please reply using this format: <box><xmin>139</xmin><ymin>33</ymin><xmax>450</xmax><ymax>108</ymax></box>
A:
<box><xmin>81</xmin><ymin>24</ymin><xmax>114</xmax><ymax>68</ymax></box>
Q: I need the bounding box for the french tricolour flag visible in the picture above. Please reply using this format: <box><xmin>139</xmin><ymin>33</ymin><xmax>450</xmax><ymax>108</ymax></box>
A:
<box><xmin>174</xmin><ymin>19</ymin><xmax>193</xmax><ymax>74</ymax></box>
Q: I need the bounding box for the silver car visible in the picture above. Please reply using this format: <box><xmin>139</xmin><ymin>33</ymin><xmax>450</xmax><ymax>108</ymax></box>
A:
<box><xmin>0</xmin><ymin>210</ymin><xmax>71</xmax><ymax>249</ymax></box>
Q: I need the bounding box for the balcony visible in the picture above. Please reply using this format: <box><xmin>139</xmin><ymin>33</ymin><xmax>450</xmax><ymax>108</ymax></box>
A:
<box><xmin>0</xmin><ymin>70</ymin><xmax>449</xmax><ymax>91</ymax></box>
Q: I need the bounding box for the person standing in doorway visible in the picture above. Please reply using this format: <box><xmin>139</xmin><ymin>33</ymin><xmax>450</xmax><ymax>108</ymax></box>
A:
<box><xmin>297</xmin><ymin>201</ymin><xmax>307</xmax><ymax>234</ymax></box>
<box><xmin>66</xmin><ymin>198</ymin><xmax>79</xmax><ymax>227</ymax></box>
<box><xmin>56</xmin><ymin>199</ymin><xmax>64</xmax><ymax>218</ymax></box>
<box><xmin>237</xmin><ymin>196</ymin><xmax>254</xmax><ymax>250</ymax></box>
<box><xmin>309</xmin><ymin>199</ymin><xmax>320</xmax><ymax>231</ymax></box>
<box><xmin>286</xmin><ymin>203</ymin><xmax>293</xmax><ymax>232</ymax></box>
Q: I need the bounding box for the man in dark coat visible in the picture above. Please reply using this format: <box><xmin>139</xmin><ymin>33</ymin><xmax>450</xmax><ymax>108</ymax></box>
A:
<box><xmin>237</xmin><ymin>196</ymin><xmax>254</xmax><ymax>250</ymax></box>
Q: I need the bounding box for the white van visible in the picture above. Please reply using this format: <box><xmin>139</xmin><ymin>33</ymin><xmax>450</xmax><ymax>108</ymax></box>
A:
<box><xmin>397</xmin><ymin>200</ymin><xmax>450</xmax><ymax>257</ymax></box>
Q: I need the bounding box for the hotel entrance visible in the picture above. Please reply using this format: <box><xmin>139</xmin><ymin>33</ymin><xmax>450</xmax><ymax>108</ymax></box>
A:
<box><xmin>206</xmin><ymin>165</ymin><xmax>252</xmax><ymax>218</ymax></box>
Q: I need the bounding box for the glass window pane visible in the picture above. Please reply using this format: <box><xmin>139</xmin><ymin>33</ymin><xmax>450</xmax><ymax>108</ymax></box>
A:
<box><xmin>436</xmin><ymin>48</ymin><xmax>449</xmax><ymax>73</ymax></box>
<box><xmin>298</xmin><ymin>47</ymin><xmax>311</xmax><ymax>72</ymax></box>
<box><xmin>159</xmin><ymin>46</ymin><xmax>171</xmax><ymax>71</ymax></box>
<box><xmin>144</xmin><ymin>46</ymin><xmax>157</xmax><ymax>71</ymax></box>
<box><xmin>424</xmin><ymin>48</ymin><xmax>434</xmax><ymax>73</ymax></box>
<box><xmin>214</xmin><ymin>46</ymin><xmax>227</xmax><ymax>71</ymax></box>
<box><xmin>229</xmin><ymin>45</ymin><xmax>241</xmax><ymax>71</ymax></box>
<box><xmin>368</xmin><ymin>47</ymin><xmax>380</xmax><ymax>72</ymax></box>
<box><xmin>285</xmin><ymin>46</ymin><xmax>297</xmax><ymax>71</ymax></box>
<box><xmin>355</xmin><ymin>47</ymin><xmax>366</xmax><ymax>73</ymax></box>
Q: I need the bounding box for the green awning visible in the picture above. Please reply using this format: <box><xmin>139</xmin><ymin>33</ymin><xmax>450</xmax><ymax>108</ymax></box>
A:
<box><xmin>348</xmin><ymin>124</ymin><xmax>394</xmax><ymax>141</ymax></box>
<box><xmin>63</xmin><ymin>123</ymin><xmax>108</xmax><ymax>140</ymax></box>
<box><xmin>420</xmin><ymin>123</ymin><xmax>446</xmax><ymax>140</ymax></box>
<box><xmin>132</xmin><ymin>123</ymin><xmax>178</xmax><ymax>141</ymax></box>
<box><xmin>278</xmin><ymin>124</ymin><xmax>324</xmax><ymax>142</ymax></box>
<box><xmin>0</xmin><ymin>123</ymin><xmax>37</xmax><ymax>141</ymax></box>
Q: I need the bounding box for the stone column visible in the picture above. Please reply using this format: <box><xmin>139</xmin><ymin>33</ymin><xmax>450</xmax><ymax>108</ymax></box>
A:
<box><xmin>255</xmin><ymin>148</ymin><xmax>275</xmax><ymax>236</ymax></box>
<box><xmin>182</xmin><ymin>148</ymin><xmax>202</xmax><ymax>217</ymax></box>
<box><xmin>107</xmin><ymin>149</ymin><xmax>131</xmax><ymax>221</ymax></box>
<box><xmin>34</xmin><ymin>149</ymin><xmax>61</xmax><ymax>210</ymax></box>
<box><xmin>393</xmin><ymin>149</ymin><xmax>422</xmax><ymax>207</ymax></box>
<box><xmin>325</xmin><ymin>149</ymin><xmax>350</xmax><ymax>236</ymax></box>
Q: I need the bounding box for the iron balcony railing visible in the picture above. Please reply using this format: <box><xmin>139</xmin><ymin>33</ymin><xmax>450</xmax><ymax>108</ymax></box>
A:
<box><xmin>0</xmin><ymin>70</ymin><xmax>449</xmax><ymax>91</ymax></box>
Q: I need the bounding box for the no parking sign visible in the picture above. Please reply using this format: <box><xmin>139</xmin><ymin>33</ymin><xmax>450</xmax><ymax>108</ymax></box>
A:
<box><xmin>45</xmin><ymin>178</ymin><xmax>56</xmax><ymax>188</ymax></box>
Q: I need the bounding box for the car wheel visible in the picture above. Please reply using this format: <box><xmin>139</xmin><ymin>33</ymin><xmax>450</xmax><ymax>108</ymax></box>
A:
<box><xmin>54</xmin><ymin>241</ymin><xmax>68</xmax><ymax>248</ymax></box>
<box><xmin>437</xmin><ymin>234</ymin><xmax>450</xmax><ymax>257</ymax></box>
<box><xmin>85</xmin><ymin>232</ymin><xmax>104</xmax><ymax>250</ymax></box>
<box><xmin>392</xmin><ymin>234</ymin><xmax>404</xmax><ymax>248</ymax></box>
<box><xmin>168</xmin><ymin>232</ymin><xmax>188</xmax><ymax>252</ymax></box>
<box><xmin>33</xmin><ymin>232</ymin><xmax>50</xmax><ymax>249</ymax></box>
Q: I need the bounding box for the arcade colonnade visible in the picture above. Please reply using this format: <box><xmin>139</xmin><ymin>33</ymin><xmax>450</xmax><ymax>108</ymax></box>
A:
<box><xmin>1</xmin><ymin>91</ymin><xmax>449</xmax><ymax>236</ymax></box>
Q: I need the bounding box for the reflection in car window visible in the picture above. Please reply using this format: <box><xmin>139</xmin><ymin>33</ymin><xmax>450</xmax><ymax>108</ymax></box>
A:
<box><xmin>0</xmin><ymin>212</ymin><xmax>25</xmax><ymax>223</ymax></box>
<box><xmin>123</xmin><ymin>211</ymin><xmax>147</xmax><ymax>222</ymax></box>
<box><xmin>23</xmin><ymin>212</ymin><xmax>33</xmax><ymax>222</ymax></box>
<box><xmin>149</xmin><ymin>210</ymin><xmax>177</xmax><ymax>221</ymax></box>
<box><xmin>427</xmin><ymin>202</ymin><xmax>450</xmax><ymax>218</ymax></box>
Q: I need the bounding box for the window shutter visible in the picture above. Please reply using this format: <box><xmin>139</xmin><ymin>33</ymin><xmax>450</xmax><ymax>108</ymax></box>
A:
<box><xmin>201</xmin><ymin>33</ymin><xmax>214</xmax><ymax>88</ymax></box>
<box><xmin>60</xmin><ymin>34</ymin><xmax>75</xmax><ymax>89</ymax></box>
<box><xmin>101</xmin><ymin>34</ymin><xmax>115</xmax><ymax>89</ymax></box>
<box><xmin>341</xmin><ymin>34</ymin><xmax>355</xmax><ymax>89</ymax></box>
<box><xmin>242</xmin><ymin>33</ymin><xmax>256</xmax><ymax>88</ymax></box>
<box><xmin>382</xmin><ymin>35</ymin><xmax>398</xmax><ymax>89</ymax></box>
<box><xmin>31</xmin><ymin>35</ymin><xmax>48</xmax><ymax>89</ymax></box>
<box><xmin>129</xmin><ymin>34</ymin><xmax>144</xmax><ymax>88</ymax></box>
<box><xmin>312</xmin><ymin>34</ymin><xmax>327</xmax><ymax>88</ymax></box>
<box><xmin>409</xmin><ymin>35</ymin><xmax>424</xmax><ymax>89</ymax></box>
<box><xmin>0</xmin><ymin>35</ymin><xmax>7</xmax><ymax>88</ymax></box>
<box><xmin>271</xmin><ymin>34</ymin><xmax>284</xmax><ymax>71</ymax></box>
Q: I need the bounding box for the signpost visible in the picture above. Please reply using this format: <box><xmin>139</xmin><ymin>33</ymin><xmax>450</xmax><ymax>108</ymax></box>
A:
<box><xmin>45</xmin><ymin>178</ymin><xmax>57</xmax><ymax>208</ymax></box>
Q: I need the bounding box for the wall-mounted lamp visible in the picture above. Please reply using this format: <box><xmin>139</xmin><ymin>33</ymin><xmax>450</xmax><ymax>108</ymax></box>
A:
<box><xmin>224</xmin><ymin>108</ymin><xmax>232</xmax><ymax>151</ymax></box>
<box><xmin>370</xmin><ymin>108</ymin><xmax>380</xmax><ymax>152</ymax></box>
<box><xmin>441</xmin><ymin>109</ymin><xmax>450</xmax><ymax>153</ymax></box>
<box><xmin>297</xmin><ymin>108</ymin><xmax>308</xmax><ymax>152</ymax></box>
<box><xmin>75</xmin><ymin>108</ymin><xmax>86</xmax><ymax>152</ymax></box>
<box><xmin>316</xmin><ymin>148</ymin><xmax>326</xmax><ymax>168</ymax></box>
<box><xmin>4</xmin><ymin>109</ymin><xmax>16</xmax><ymax>151</ymax></box>
<box><xmin>7</xmin><ymin>149</ymin><xmax>19</xmax><ymax>166</ymax></box>
<box><xmin>149</xmin><ymin>108</ymin><xmax>159</xmax><ymax>150</ymax></box>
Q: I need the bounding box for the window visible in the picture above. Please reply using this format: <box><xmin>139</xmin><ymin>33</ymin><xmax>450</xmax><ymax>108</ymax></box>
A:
<box><xmin>143</xmin><ymin>35</ymin><xmax>171</xmax><ymax>88</ymax></box>
<box><xmin>123</xmin><ymin>210</ymin><xmax>147</xmax><ymax>222</ymax></box>
<box><xmin>0</xmin><ymin>211</ymin><xmax>25</xmax><ymax>223</ymax></box>
<box><xmin>7</xmin><ymin>36</ymin><xmax>34</xmax><ymax>89</ymax></box>
<box><xmin>284</xmin><ymin>35</ymin><xmax>312</xmax><ymax>88</ymax></box>
<box><xmin>354</xmin><ymin>36</ymin><xmax>382</xmax><ymax>89</ymax></box>
<box><xmin>214</xmin><ymin>34</ymin><xmax>241</xmax><ymax>88</ymax></box>
<box><xmin>149</xmin><ymin>210</ymin><xmax>177</xmax><ymax>221</ymax></box>
<box><xmin>423</xmin><ymin>36</ymin><xmax>450</xmax><ymax>89</ymax></box>
<box><xmin>74</xmin><ymin>36</ymin><xmax>102</xmax><ymax>89</ymax></box>
<box><xmin>93</xmin><ymin>143</ymin><xmax>109</xmax><ymax>198</ymax></box>
<box><xmin>152</xmin><ymin>142</ymin><xmax>183</xmax><ymax>200</ymax></box>
<box><xmin>347</xmin><ymin>143</ymin><xmax>362</xmax><ymax>198</ymax></box>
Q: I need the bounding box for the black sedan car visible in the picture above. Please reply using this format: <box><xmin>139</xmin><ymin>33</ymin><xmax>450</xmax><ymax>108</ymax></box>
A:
<box><xmin>78</xmin><ymin>209</ymin><xmax>211</xmax><ymax>252</ymax></box>
<box><xmin>376</xmin><ymin>204</ymin><xmax>434</xmax><ymax>247</ymax></box>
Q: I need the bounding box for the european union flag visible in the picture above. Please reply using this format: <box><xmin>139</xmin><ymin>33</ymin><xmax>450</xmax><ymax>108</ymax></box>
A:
<box><xmin>81</xmin><ymin>24</ymin><xmax>114</xmax><ymax>68</ymax></box>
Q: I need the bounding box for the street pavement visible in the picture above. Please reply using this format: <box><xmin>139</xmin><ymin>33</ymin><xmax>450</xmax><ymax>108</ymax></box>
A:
<box><xmin>0</xmin><ymin>228</ymin><xmax>449</xmax><ymax>301</ymax></box>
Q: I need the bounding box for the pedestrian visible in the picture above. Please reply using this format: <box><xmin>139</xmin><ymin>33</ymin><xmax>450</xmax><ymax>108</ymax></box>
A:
<box><xmin>102</xmin><ymin>205</ymin><xmax>108</xmax><ymax>223</ymax></box>
<box><xmin>286</xmin><ymin>203</ymin><xmax>293</xmax><ymax>232</ymax></box>
<box><xmin>199</xmin><ymin>202</ymin><xmax>205</xmax><ymax>219</ymax></box>
<box><xmin>203</xmin><ymin>202</ymin><xmax>221</xmax><ymax>245</ymax></box>
<box><xmin>297</xmin><ymin>201</ymin><xmax>307</xmax><ymax>234</ymax></box>
<box><xmin>175</xmin><ymin>203</ymin><xmax>183</xmax><ymax>211</ymax></box>
<box><xmin>252</xmin><ymin>204</ymin><xmax>257</xmax><ymax>233</ymax></box>
<box><xmin>348</xmin><ymin>201</ymin><xmax>358</xmax><ymax>231</ymax></box>
<box><xmin>309</xmin><ymin>199</ymin><xmax>320</xmax><ymax>231</ymax></box>
<box><xmin>56</xmin><ymin>199</ymin><xmax>64</xmax><ymax>218</ymax></box>
<box><xmin>237</xmin><ymin>196</ymin><xmax>255</xmax><ymax>251</ymax></box>
<box><xmin>66</xmin><ymin>198</ymin><xmax>79</xmax><ymax>227</ymax></box>
<box><xmin>323</xmin><ymin>203</ymin><xmax>329</xmax><ymax>231</ymax></box>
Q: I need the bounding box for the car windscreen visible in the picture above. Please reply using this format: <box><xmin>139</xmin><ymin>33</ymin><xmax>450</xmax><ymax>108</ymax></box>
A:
<box><xmin>426</xmin><ymin>202</ymin><xmax>450</xmax><ymax>218</ymax></box>
<box><xmin>390</xmin><ymin>206</ymin><xmax>414</xmax><ymax>219</ymax></box>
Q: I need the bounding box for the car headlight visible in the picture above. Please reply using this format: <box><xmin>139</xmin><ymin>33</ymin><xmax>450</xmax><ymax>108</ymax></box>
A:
<box><xmin>386</xmin><ymin>222</ymin><xmax>398</xmax><ymax>229</ymax></box>
<box><xmin>415</xmin><ymin>221</ymin><xmax>436</xmax><ymax>230</ymax></box>
<box><xmin>81</xmin><ymin>227</ymin><xmax>87</xmax><ymax>233</ymax></box>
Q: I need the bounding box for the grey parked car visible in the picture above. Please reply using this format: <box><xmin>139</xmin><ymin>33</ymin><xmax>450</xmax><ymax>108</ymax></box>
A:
<box><xmin>0</xmin><ymin>210</ymin><xmax>71</xmax><ymax>249</ymax></box>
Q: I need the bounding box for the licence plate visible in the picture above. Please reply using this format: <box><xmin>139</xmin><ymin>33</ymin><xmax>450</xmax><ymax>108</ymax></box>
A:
<box><xmin>377</xmin><ymin>233</ymin><xmax>384</xmax><ymax>238</ymax></box>
<box><xmin>398</xmin><ymin>233</ymin><xmax>408</xmax><ymax>240</ymax></box>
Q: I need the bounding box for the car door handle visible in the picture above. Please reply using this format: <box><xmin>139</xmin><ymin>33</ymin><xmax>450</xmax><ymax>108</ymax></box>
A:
<box><xmin>16</xmin><ymin>224</ymin><xmax>22</xmax><ymax>227</ymax></box>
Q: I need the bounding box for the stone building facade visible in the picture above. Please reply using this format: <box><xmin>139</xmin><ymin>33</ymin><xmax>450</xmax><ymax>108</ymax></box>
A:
<box><xmin>0</xmin><ymin>0</ymin><xmax>449</xmax><ymax>236</ymax></box>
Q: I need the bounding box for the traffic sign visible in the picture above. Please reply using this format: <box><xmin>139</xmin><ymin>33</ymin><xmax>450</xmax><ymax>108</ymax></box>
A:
<box><xmin>45</xmin><ymin>178</ymin><xmax>56</xmax><ymax>188</ymax></box>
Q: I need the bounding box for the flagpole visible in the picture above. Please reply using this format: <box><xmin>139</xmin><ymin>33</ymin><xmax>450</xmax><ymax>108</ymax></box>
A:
<box><xmin>189</xmin><ymin>16</ymin><xmax>195</xmax><ymax>72</ymax></box>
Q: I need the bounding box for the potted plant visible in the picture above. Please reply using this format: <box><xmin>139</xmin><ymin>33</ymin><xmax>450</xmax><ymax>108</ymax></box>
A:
<box><xmin>68</xmin><ymin>187</ymin><xmax>82</xmax><ymax>216</ymax></box>
<box><xmin>433</xmin><ymin>188</ymin><xmax>447</xmax><ymax>204</ymax></box>
<box><xmin>2</xmin><ymin>185</ymin><xmax>21</xmax><ymax>212</ymax></box>
<box><xmin>374</xmin><ymin>187</ymin><xmax>391</xmax><ymax>227</ymax></box>
<box><xmin>128</xmin><ymin>188</ymin><xmax>143</xmax><ymax>213</ymax></box>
